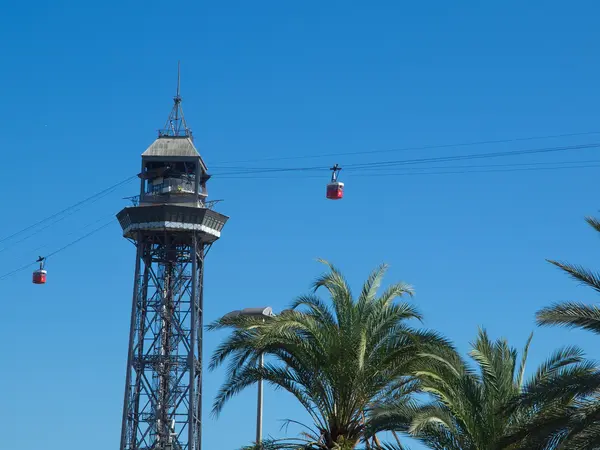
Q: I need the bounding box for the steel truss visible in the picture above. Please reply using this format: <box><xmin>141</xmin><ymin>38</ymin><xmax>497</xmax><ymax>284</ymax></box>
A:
<box><xmin>120</xmin><ymin>232</ymin><xmax>208</xmax><ymax>450</ymax></box>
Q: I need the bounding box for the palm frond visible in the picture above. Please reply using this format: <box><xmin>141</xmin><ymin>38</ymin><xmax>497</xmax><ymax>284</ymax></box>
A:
<box><xmin>290</xmin><ymin>294</ymin><xmax>338</xmax><ymax>326</ymax></box>
<box><xmin>514</xmin><ymin>363</ymin><xmax>600</xmax><ymax>409</ymax></box>
<box><xmin>524</xmin><ymin>345</ymin><xmax>586</xmax><ymax>390</ymax></box>
<box><xmin>537</xmin><ymin>302</ymin><xmax>600</xmax><ymax>335</ymax></box>
<box><xmin>516</xmin><ymin>332</ymin><xmax>534</xmax><ymax>388</ymax></box>
<box><xmin>408</xmin><ymin>404</ymin><xmax>458</xmax><ymax>436</ymax></box>
<box><xmin>585</xmin><ymin>215</ymin><xmax>600</xmax><ymax>234</ymax></box>
<box><xmin>358</xmin><ymin>263</ymin><xmax>389</xmax><ymax>309</ymax></box>
<box><xmin>547</xmin><ymin>259</ymin><xmax>600</xmax><ymax>294</ymax></box>
<box><xmin>376</xmin><ymin>283</ymin><xmax>415</xmax><ymax>307</ymax></box>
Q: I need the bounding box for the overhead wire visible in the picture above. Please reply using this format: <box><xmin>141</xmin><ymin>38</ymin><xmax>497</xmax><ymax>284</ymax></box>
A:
<box><xmin>210</xmin><ymin>142</ymin><xmax>600</xmax><ymax>177</ymax></box>
<box><xmin>215</xmin><ymin>164</ymin><xmax>600</xmax><ymax>179</ymax></box>
<box><xmin>214</xmin><ymin>159</ymin><xmax>600</xmax><ymax>179</ymax></box>
<box><xmin>0</xmin><ymin>174</ymin><xmax>137</xmax><ymax>246</ymax></box>
<box><xmin>347</xmin><ymin>158</ymin><xmax>600</xmax><ymax>172</ymax></box>
<box><xmin>0</xmin><ymin>184</ymin><xmax>126</xmax><ymax>254</ymax></box>
<box><xmin>0</xmin><ymin>174</ymin><xmax>135</xmax><ymax>281</ymax></box>
<box><xmin>0</xmin><ymin>260</ymin><xmax>41</xmax><ymax>282</ymax></box>
<box><xmin>44</xmin><ymin>219</ymin><xmax>116</xmax><ymax>259</ymax></box>
<box><xmin>208</xmin><ymin>130</ymin><xmax>600</xmax><ymax>165</ymax></box>
<box><xmin>360</xmin><ymin>163</ymin><xmax>600</xmax><ymax>177</ymax></box>
<box><xmin>0</xmin><ymin>219</ymin><xmax>116</xmax><ymax>281</ymax></box>
<box><xmin>213</xmin><ymin>164</ymin><xmax>329</xmax><ymax>176</ymax></box>
<box><xmin>28</xmin><ymin>211</ymin><xmax>120</xmax><ymax>254</ymax></box>
<box><xmin>341</xmin><ymin>143</ymin><xmax>600</xmax><ymax>170</ymax></box>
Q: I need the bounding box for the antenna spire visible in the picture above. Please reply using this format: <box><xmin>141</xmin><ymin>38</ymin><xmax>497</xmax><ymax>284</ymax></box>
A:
<box><xmin>176</xmin><ymin>60</ymin><xmax>181</xmax><ymax>101</ymax></box>
<box><xmin>159</xmin><ymin>61</ymin><xmax>191</xmax><ymax>139</ymax></box>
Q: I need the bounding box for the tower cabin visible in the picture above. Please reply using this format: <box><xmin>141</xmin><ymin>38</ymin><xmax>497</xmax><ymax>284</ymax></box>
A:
<box><xmin>139</xmin><ymin>135</ymin><xmax>210</xmax><ymax>208</ymax></box>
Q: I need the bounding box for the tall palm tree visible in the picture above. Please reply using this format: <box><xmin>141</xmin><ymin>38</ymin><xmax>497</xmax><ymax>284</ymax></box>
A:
<box><xmin>368</xmin><ymin>328</ymin><xmax>589</xmax><ymax>450</ymax></box>
<box><xmin>208</xmin><ymin>260</ymin><xmax>451</xmax><ymax>450</ymax></box>
<box><xmin>511</xmin><ymin>214</ymin><xmax>600</xmax><ymax>449</ymax></box>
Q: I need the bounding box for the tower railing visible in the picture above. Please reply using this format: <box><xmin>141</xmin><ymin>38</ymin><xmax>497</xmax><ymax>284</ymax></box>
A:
<box><xmin>124</xmin><ymin>195</ymin><xmax>223</xmax><ymax>211</ymax></box>
<box><xmin>157</xmin><ymin>129</ymin><xmax>193</xmax><ymax>138</ymax></box>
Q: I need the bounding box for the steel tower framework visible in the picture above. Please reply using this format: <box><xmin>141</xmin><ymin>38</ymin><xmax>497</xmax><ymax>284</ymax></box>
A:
<box><xmin>117</xmin><ymin>69</ymin><xmax>228</xmax><ymax>450</ymax></box>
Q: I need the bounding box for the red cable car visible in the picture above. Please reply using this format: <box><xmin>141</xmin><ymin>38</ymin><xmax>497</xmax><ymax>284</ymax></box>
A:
<box><xmin>33</xmin><ymin>256</ymin><xmax>47</xmax><ymax>285</ymax></box>
<box><xmin>326</xmin><ymin>164</ymin><xmax>344</xmax><ymax>200</ymax></box>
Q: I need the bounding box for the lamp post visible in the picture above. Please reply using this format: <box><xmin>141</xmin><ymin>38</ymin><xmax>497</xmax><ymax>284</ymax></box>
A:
<box><xmin>223</xmin><ymin>306</ymin><xmax>275</xmax><ymax>448</ymax></box>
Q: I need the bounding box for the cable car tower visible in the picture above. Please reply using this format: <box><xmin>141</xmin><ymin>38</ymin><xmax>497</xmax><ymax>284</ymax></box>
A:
<box><xmin>117</xmin><ymin>65</ymin><xmax>228</xmax><ymax>450</ymax></box>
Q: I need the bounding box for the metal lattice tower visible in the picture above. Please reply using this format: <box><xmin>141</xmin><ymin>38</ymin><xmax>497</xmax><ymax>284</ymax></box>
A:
<box><xmin>117</xmin><ymin>67</ymin><xmax>228</xmax><ymax>450</ymax></box>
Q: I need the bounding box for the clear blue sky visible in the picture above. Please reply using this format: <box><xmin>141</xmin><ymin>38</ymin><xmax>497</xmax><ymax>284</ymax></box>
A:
<box><xmin>1</xmin><ymin>1</ymin><xmax>599</xmax><ymax>449</ymax></box>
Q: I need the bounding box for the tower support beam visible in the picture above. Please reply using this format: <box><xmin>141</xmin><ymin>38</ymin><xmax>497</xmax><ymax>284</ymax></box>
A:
<box><xmin>120</xmin><ymin>233</ymin><xmax>219</xmax><ymax>450</ymax></box>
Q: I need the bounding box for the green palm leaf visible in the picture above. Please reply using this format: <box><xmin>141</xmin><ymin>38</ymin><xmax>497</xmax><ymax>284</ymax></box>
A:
<box><xmin>537</xmin><ymin>302</ymin><xmax>600</xmax><ymax>335</ymax></box>
<box><xmin>547</xmin><ymin>259</ymin><xmax>600</xmax><ymax>294</ymax></box>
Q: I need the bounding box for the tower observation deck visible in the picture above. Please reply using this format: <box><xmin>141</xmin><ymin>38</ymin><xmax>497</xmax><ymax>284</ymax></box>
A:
<box><xmin>117</xmin><ymin>67</ymin><xmax>228</xmax><ymax>450</ymax></box>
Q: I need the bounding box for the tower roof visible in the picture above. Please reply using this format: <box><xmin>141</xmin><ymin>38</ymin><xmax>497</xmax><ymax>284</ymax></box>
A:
<box><xmin>142</xmin><ymin>137</ymin><xmax>200</xmax><ymax>158</ymax></box>
<box><xmin>142</xmin><ymin>136</ymin><xmax>208</xmax><ymax>173</ymax></box>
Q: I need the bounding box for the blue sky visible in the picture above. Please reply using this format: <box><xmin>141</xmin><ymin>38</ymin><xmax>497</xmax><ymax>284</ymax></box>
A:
<box><xmin>1</xmin><ymin>1</ymin><xmax>600</xmax><ymax>449</ymax></box>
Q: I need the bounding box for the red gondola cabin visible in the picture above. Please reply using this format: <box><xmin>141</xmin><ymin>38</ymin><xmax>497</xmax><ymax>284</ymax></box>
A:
<box><xmin>326</xmin><ymin>163</ymin><xmax>344</xmax><ymax>200</ymax></box>
<box><xmin>33</xmin><ymin>256</ymin><xmax>46</xmax><ymax>284</ymax></box>
<box><xmin>33</xmin><ymin>269</ymin><xmax>47</xmax><ymax>284</ymax></box>
<box><xmin>326</xmin><ymin>181</ymin><xmax>344</xmax><ymax>200</ymax></box>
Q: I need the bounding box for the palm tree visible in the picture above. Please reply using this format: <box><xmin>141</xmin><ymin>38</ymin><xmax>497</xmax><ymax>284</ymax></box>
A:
<box><xmin>538</xmin><ymin>215</ymin><xmax>600</xmax><ymax>334</ymax></box>
<box><xmin>208</xmin><ymin>260</ymin><xmax>451</xmax><ymax>449</ymax></box>
<box><xmin>509</xmin><ymin>214</ymin><xmax>600</xmax><ymax>449</ymax></box>
<box><xmin>368</xmin><ymin>328</ymin><xmax>590</xmax><ymax>450</ymax></box>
